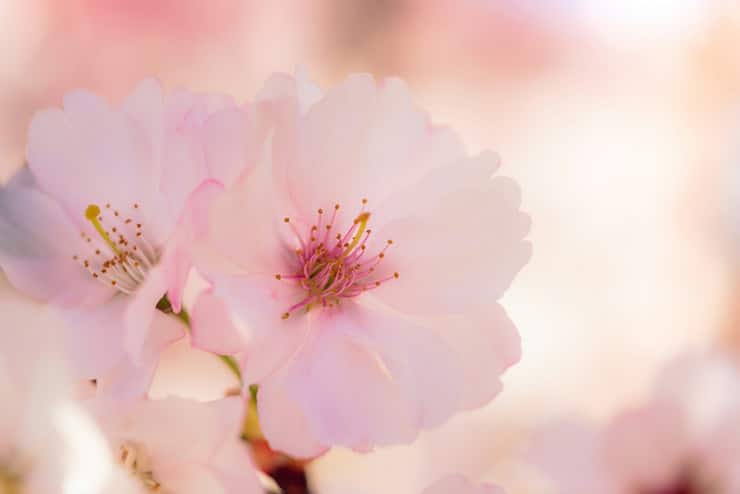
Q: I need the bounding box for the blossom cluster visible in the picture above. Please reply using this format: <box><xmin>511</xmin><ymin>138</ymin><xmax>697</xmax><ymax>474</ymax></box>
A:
<box><xmin>0</xmin><ymin>73</ymin><xmax>530</xmax><ymax>493</ymax></box>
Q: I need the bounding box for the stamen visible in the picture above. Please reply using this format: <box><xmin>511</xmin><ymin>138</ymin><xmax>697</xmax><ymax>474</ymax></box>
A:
<box><xmin>340</xmin><ymin>212</ymin><xmax>370</xmax><ymax>257</ymax></box>
<box><xmin>77</xmin><ymin>202</ymin><xmax>160</xmax><ymax>295</ymax></box>
<box><xmin>85</xmin><ymin>204</ymin><xmax>120</xmax><ymax>255</ymax></box>
<box><xmin>276</xmin><ymin>199</ymin><xmax>399</xmax><ymax>319</ymax></box>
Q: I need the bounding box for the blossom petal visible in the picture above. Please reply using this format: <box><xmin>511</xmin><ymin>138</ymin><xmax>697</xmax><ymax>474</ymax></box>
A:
<box><xmin>92</xmin><ymin>312</ymin><xmax>183</xmax><ymax>403</ymax></box>
<box><xmin>27</xmin><ymin>97</ymin><xmax>163</xmax><ymax>238</ymax></box>
<box><xmin>210</xmin><ymin>274</ymin><xmax>309</xmax><ymax>384</ymax></box>
<box><xmin>278</xmin><ymin>74</ymin><xmax>464</xmax><ymax>214</ymax></box>
<box><xmin>203</xmin><ymin>107</ymin><xmax>252</xmax><ymax>187</ymax></box>
<box><xmin>259</xmin><ymin>308</ymin><xmax>420</xmax><ymax>454</ymax></box>
<box><xmin>156</xmin><ymin>464</ymin><xmax>226</xmax><ymax>494</ymax></box>
<box><xmin>421</xmin><ymin>474</ymin><xmax>505</xmax><ymax>494</ymax></box>
<box><xmin>209</xmin><ymin>435</ymin><xmax>264</xmax><ymax>494</ymax></box>
<box><xmin>373</xmin><ymin>165</ymin><xmax>531</xmax><ymax>315</ymax></box>
<box><xmin>198</xmin><ymin>149</ymin><xmax>295</xmax><ymax>275</ymax></box>
<box><xmin>257</xmin><ymin>370</ymin><xmax>329</xmax><ymax>459</ymax></box>
<box><xmin>167</xmin><ymin>179</ymin><xmax>227</xmax><ymax>312</ymax></box>
<box><xmin>123</xmin><ymin>266</ymin><xmax>170</xmax><ymax>364</ymax></box>
<box><xmin>0</xmin><ymin>175</ymin><xmax>112</xmax><ymax>306</ymax></box>
<box><xmin>121</xmin><ymin>78</ymin><xmax>165</xmax><ymax>179</ymax></box>
<box><xmin>432</xmin><ymin>304</ymin><xmax>521</xmax><ymax>410</ymax></box>
<box><xmin>190</xmin><ymin>289</ymin><xmax>247</xmax><ymax>355</ymax></box>
<box><xmin>58</xmin><ymin>298</ymin><xmax>129</xmax><ymax>379</ymax></box>
<box><xmin>350</xmin><ymin>299</ymin><xmax>464</xmax><ymax>429</ymax></box>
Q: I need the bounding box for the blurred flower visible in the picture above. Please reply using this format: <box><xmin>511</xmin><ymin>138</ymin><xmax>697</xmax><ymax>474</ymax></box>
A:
<box><xmin>193</xmin><ymin>71</ymin><xmax>530</xmax><ymax>457</ymax></box>
<box><xmin>529</xmin><ymin>352</ymin><xmax>740</xmax><ymax>494</ymax></box>
<box><xmin>87</xmin><ymin>396</ymin><xmax>262</xmax><ymax>494</ymax></box>
<box><xmin>0</xmin><ymin>78</ymin><xmax>249</xmax><ymax>400</ymax></box>
<box><xmin>0</xmin><ymin>277</ymin><xmax>138</xmax><ymax>493</ymax></box>
<box><xmin>421</xmin><ymin>474</ymin><xmax>504</xmax><ymax>494</ymax></box>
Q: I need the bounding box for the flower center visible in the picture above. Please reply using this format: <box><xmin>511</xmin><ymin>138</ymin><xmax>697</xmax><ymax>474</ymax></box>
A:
<box><xmin>0</xmin><ymin>453</ymin><xmax>28</xmax><ymax>494</ymax></box>
<box><xmin>275</xmin><ymin>200</ymin><xmax>398</xmax><ymax>319</ymax></box>
<box><xmin>119</xmin><ymin>442</ymin><xmax>163</xmax><ymax>492</ymax></box>
<box><xmin>641</xmin><ymin>468</ymin><xmax>709</xmax><ymax>494</ymax></box>
<box><xmin>0</xmin><ymin>468</ymin><xmax>23</xmax><ymax>494</ymax></box>
<box><xmin>74</xmin><ymin>203</ymin><xmax>159</xmax><ymax>295</ymax></box>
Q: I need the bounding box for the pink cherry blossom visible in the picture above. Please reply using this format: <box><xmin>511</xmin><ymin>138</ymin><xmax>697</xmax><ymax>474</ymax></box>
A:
<box><xmin>421</xmin><ymin>474</ymin><xmax>505</xmax><ymax>494</ymax></box>
<box><xmin>0</xmin><ymin>280</ymin><xmax>139</xmax><ymax>494</ymax></box>
<box><xmin>0</xmin><ymin>79</ymin><xmax>250</xmax><ymax>400</ymax></box>
<box><xmin>87</xmin><ymin>396</ymin><xmax>263</xmax><ymax>494</ymax></box>
<box><xmin>529</xmin><ymin>352</ymin><xmax>740</xmax><ymax>494</ymax></box>
<box><xmin>192</xmin><ymin>72</ymin><xmax>530</xmax><ymax>456</ymax></box>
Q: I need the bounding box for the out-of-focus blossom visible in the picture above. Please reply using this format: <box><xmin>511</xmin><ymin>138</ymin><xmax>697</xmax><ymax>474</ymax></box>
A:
<box><xmin>0</xmin><ymin>78</ymin><xmax>249</xmax><ymax>400</ymax></box>
<box><xmin>421</xmin><ymin>474</ymin><xmax>505</xmax><ymax>494</ymax></box>
<box><xmin>529</xmin><ymin>352</ymin><xmax>740</xmax><ymax>494</ymax></box>
<box><xmin>88</xmin><ymin>396</ymin><xmax>263</xmax><ymax>494</ymax></box>
<box><xmin>193</xmin><ymin>71</ymin><xmax>530</xmax><ymax>457</ymax></box>
<box><xmin>0</xmin><ymin>276</ymin><xmax>138</xmax><ymax>493</ymax></box>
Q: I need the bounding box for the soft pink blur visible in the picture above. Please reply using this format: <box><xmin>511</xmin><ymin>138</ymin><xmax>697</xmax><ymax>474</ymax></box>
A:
<box><xmin>2</xmin><ymin>1</ymin><xmax>740</xmax><ymax>493</ymax></box>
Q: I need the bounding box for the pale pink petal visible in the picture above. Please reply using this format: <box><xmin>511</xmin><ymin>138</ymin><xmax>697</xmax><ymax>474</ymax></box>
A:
<box><xmin>209</xmin><ymin>438</ymin><xmax>264</xmax><ymax>494</ymax></box>
<box><xmin>93</xmin><ymin>311</ymin><xmax>184</xmax><ymax>403</ymax></box>
<box><xmin>58</xmin><ymin>299</ymin><xmax>129</xmax><ymax>379</ymax></box>
<box><xmin>120</xmin><ymin>78</ymin><xmax>169</xmax><ymax>232</ymax></box>
<box><xmin>257</xmin><ymin>370</ymin><xmax>329</xmax><ymax>459</ymax></box>
<box><xmin>260</xmin><ymin>310</ymin><xmax>419</xmax><ymax>454</ymax></box>
<box><xmin>155</xmin><ymin>464</ymin><xmax>226</xmax><ymax>494</ymax></box>
<box><xmin>168</xmin><ymin>179</ymin><xmax>226</xmax><ymax>312</ymax></box>
<box><xmin>254</xmin><ymin>70</ymin><xmax>323</xmax><ymax>124</ymax></box>
<box><xmin>161</xmin><ymin>244</ymin><xmax>190</xmax><ymax>314</ymax></box>
<box><xmin>279</xmin><ymin>74</ymin><xmax>464</xmax><ymax>214</ymax></box>
<box><xmin>421</xmin><ymin>474</ymin><xmax>505</xmax><ymax>494</ymax></box>
<box><xmin>294</xmin><ymin>67</ymin><xmax>324</xmax><ymax>111</ymax></box>
<box><xmin>159</xmin><ymin>89</ymin><xmax>238</xmax><ymax>218</ymax></box>
<box><xmin>123</xmin><ymin>266</ymin><xmax>170</xmax><ymax>363</ymax></box>
<box><xmin>94</xmin><ymin>351</ymin><xmax>159</xmax><ymax>404</ymax></box>
<box><xmin>27</xmin><ymin>98</ymin><xmax>163</xmax><ymax>237</ymax></box>
<box><xmin>160</xmin><ymin>127</ymin><xmax>208</xmax><ymax>226</ymax></box>
<box><xmin>198</xmin><ymin>153</ymin><xmax>295</xmax><ymax>276</ymax></box>
<box><xmin>110</xmin><ymin>397</ymin><xmax>244</xmax><ymax>466</ymax></box>
<box><xmin>121</xmin><ymin>78</ymin><xmax>165</xmax><ymax>172</ymax></box>
<box><xmin>431</xmin><ymin>304</ymin><xmax>521</xmax><ymax>410</ymax></box>
<box><xmin>373</xmin><ymin>169</ymin><xmax>531</xmax><ymax>315</ymax></box>
<box><xmin>203</xmin><ymin>107</ymin><xmax>252</xmax><ymax>187</ymax></box>
<box><xmin>190</xmin><ymin>289</ymin><xmax>246</xmax><ymax>355</ymax></box>
<box><xmin>350</xmin><ymin>299</ymin><xmax>464</xmax><ymax>429</ymax></box>
<box><xmin>0</xmin><ymin>175</ymin><xmax>112</xmax><ymax>306</ymax></box>
<box><xmin>210</xmin><ymin>274</ymin><xmax>309</xmax><ymax>384</ymax></box>
<box><xmin>528</xmin><ymin>420</ymin><xmax>618</xmax><ymax>494</ymax></box>
<box><xmin>138</xmin><ymin>310</ymin><xmax>187</xmax><ymax>371</ymax></box>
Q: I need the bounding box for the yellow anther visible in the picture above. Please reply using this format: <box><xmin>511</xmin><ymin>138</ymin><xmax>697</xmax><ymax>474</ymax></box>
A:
<box><xmin>84</xmin><ymin>204</ymin><xmax>120</xmax><ymax>255</ymax></box>
<box><xmin>343</xmin><ymin>212</ymin><xmax>370</xmax><ymax>257</ymax></box>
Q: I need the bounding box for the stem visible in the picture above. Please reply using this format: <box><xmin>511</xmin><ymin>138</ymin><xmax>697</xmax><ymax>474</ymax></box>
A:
<box><xmin>156</xmin><ymin>294</ymin><xmax>241</xmax><ymax>384</ymax></box>
<box><xmin>219</xmin><ymin>354</ymin><xmax>242</xmax><ymax>383</ymax></box>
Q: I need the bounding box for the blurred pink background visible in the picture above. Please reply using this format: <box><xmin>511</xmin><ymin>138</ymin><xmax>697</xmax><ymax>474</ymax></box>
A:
<box><xmin>2</xmin><ymin>1</ymin><xmax>740</xmax><ymax>492</ymax></box>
